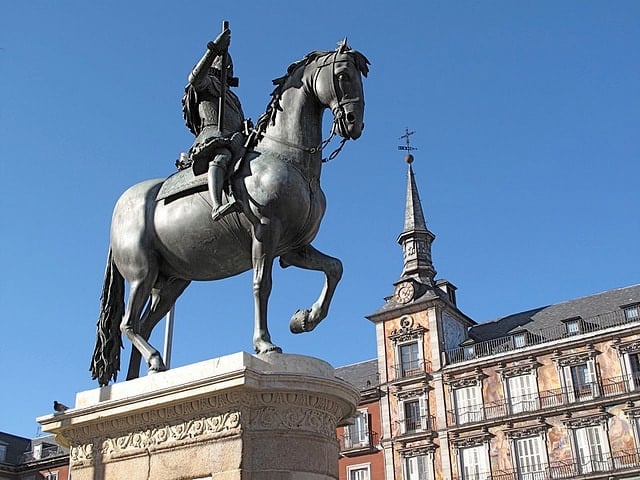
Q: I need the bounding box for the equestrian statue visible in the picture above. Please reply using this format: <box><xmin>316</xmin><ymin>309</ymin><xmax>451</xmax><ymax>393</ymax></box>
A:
<box><xmin>90</xmin><ymin>21</ymin><xmax>369</xmax><ymax>386</ymax></box>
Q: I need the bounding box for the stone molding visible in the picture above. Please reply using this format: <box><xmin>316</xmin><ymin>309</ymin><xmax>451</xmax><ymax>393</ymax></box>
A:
<box><xmin>504</xmin><ymin>421</ymin><xmax>549</xmax><ymax>439</ymax></box>
<box><xmin>39</xmin><ymin>353</ymin><xmax>359</xmax><ymax>478</ymax></box>
<box><xmin>563</xmin><ymin>411</ymin><xmax>611</xmax><ymax>429</ymax></box>
<box><xmin>450</xmin><ymin>430</ymin><xmax>493</xmax><ymax>448</ymax></box>
<box><xmin>67</xmin><ymin>390</ymin><xmax>344</xmax><ymax>466</ymax></box>
<box><xmin>497</xmin><ymin>359</ymin><xmax>540</xmax><ymax>378</ymax></box>
<box><xmin>553</xmin><ymin>346</ymin><xmax>598</xmax><ymax>367</ymax></box>
<box><xmin>444</xmin><ymin>369</ymin><xmax>486</xmax><ymax>389</ymax></box>
<box><xmin>612</xmin><ymin>339</ymin><xmax>640</xmax><ymax>354</ymax></box>
<box><xmin>389</xmin><ymin>315</ymin><xmax>427</xmax><ymax>343</ymax></box>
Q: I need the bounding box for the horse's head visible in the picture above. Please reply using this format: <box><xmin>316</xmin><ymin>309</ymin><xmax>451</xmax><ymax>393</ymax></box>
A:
<box><xmin>311</xmin><ymin>41</ymin><xmax>369</xmax><ymax>140</ymax></box>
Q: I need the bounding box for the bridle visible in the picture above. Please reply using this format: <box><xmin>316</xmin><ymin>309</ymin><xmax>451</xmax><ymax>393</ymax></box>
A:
<box><xmin>312</xmin><ymin>49</ymin><xmax>363</xmax><ymax>161</ymax></box>
<box><xmin>260</xmin><ymin>49</ymin><xmax>361</xmax><ymax>163</ymax></box>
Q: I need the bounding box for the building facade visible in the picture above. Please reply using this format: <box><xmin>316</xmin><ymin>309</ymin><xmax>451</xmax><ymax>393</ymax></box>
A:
<box><xmin>362</xmin><ymin>152</ymin><xmax>640</xmax><ymax>480</ymax></box>
<box><xmin>0</xmin><ymin>432</ymin><xmax>69</xmax><ymax>480</ymax></box>
<box><xmin>336</xmin><ymin>360</ymin><xmax>385</xmax><ymax>480</ymax></box>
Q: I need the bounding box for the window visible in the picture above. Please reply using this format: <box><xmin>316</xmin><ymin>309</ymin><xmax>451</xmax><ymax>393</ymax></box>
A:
<box><xmin>0</xmin><ymin>444</ymin><xmax>6</xmax><ymax>463</ymax></box>
<box><xmin>399</xmin><ymin>342</ymin><xmax>421</xmax><ymax>378</ymax></box>
<box><xmin>514</xmin><ymin>436</ymin><xmax>546</xmax><ymax>479</ymax></box>
<box><xmin>507</xmin><ymin>373</ymin><xmax>538</xmax><ymax>414</ymax></box>
<box><xmin>513</xmin><ymin>332</ymin><xmax>527</xmax><ymax>348</ymax></box>
<box><xmin>33</xmin><ymin>443</ymin><xmax>43</xmax><ymax>460</ymax></box>
<box><xmin>574</xmin><ymin>425</ymin><xmax>610</xmax><ymax>473</ymax></box>
<box><xmin>399</xmin><ymin>395</ymin><xmax>428</xmax><ymax>433</ymax></box>
<box><xmin>625</xmin><ymin>305</ymin><xmax>640</xmax><ymax>321</ymax></box>
<box><xmin>344</xmin><ymin>409</ymin><xmax>370</xmax><ymax>448</ymax></box>
<box><xmin>454</xmin><ymin>385</ymin><xmax>482</xmax><ymax>424</ymax></box>
<box><xmin>561</xmin><ymin>360</ymin><xmax>598</xmax><ymax>402</ymax></box>
<box><xmin>404</xmin><ymin>454</ymin><xmax>433</xmax><ymax>480</ymax></box>
<box><xmin>347</xmin><ymin>464</ymin><xmax>370</xmax><ymax>480</ymax></box>
<box><xmin>565</xmin><ymin>319</ymin><xmax>580</xmax><ymax>335</ymax></box>
<box><xmin>625</xmin><ymin>352</ymin><xmax>640</xmax><ymax>391</ymax></box>
<box><xmin>460</xmin><ymin>445</ymin><xmax>490</xmax><ymax>480</ymax></box>
<box><xmin>44</xmin><ymin>473</ymin><xmax>59</xmax><ymax>480</ymax></box>
<box><xmin>462</xmin><ymin>345</ymin><xmax>476</xmax><ymax>360</ymax></box>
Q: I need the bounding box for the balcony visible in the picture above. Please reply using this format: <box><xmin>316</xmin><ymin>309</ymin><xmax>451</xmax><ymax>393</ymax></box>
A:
<box><xmin>447</xmin><ymin>375</ymin><xmax>639</xmax><ymax>427</ymax></box>
<box><xmin>338</xmin><ymin>429</ymin><xmax>379</xmax><ymax>456</ymax></box>
<box><xmin>397</xmin><ymin>414</ymin><xmax>437</xmax><ymax>437</ymax></box>
<box><xmin>391</xmin><ymin>359</ymin><xmax>432</xmax><ymax>384</ymax></box>
<box><xmin>20</xmin><ymin>444</ymin><xmax>68</xmax><ymax>463</ymax></box>
<box><xmin>462</xmin><ymin>450</ymin><xmax>640</xmax><ymax>479</ymax></box>
<box><xmin>445</xmin><ymin>309</ymin><xmax>636</xmax><ymax>365</ymax></box>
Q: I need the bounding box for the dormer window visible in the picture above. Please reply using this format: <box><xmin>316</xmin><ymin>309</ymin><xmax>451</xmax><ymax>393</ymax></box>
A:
<box><xmin>463</xmin><ymin>344</ymin><xmax>476</xmax><ymax>360</ymax></box>
<box><xmin>624</xmin><ymin>304</ymin><xmax>640</xmax><ymax>321</ymax></box>
<box><xmin>513</xmin><ymin>332</ymin><xmax>527</xmax><ymax>348</ymax></box>
<box><xmin>562</xmin><ymin>317</ymin><xmax>582</xmax><ymax>336</ymax></box>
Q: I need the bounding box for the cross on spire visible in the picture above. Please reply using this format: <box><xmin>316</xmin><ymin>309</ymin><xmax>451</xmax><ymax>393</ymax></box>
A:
<box><xmin>398</xmin><ymin>127</ymin><xmax>418</xmax><ymax>153</ymax></box>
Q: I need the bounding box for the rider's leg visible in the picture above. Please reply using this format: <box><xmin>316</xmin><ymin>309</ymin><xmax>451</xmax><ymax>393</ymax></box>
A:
<box><xmin>208</xmin><ymin>148</ymin><xmax>240</xmax><ymax>221</ymax></box>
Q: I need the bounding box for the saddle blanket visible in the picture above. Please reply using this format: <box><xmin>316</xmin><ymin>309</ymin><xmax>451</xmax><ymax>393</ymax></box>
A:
<box><xmin>156</xmin><ymin>167</ymin><xmax>208</xmax><ymax>202</ymax></box>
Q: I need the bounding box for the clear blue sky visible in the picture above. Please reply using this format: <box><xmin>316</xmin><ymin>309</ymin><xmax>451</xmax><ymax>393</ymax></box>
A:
<box><xmin>1</xmin><ymin>1</ymin><xmax>638</xmax><ymax>438</ymax></box>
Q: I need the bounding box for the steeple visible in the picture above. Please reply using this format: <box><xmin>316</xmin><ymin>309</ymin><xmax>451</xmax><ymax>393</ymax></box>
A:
<box><xmin>396</xmin><ymin>129</ymin><xmax>436</xmax><ymax>286</ymax></box>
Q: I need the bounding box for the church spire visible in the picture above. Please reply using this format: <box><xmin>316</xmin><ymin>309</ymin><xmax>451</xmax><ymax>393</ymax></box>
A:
<box><xmin>396</xmin><ymin>129</ymin><xmax>436</xmax><ymax>286</ymax></box>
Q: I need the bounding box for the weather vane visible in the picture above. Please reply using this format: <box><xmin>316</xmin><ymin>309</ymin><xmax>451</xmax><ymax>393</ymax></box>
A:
<box><xmin>398</xmin><ymin>127</ymin><xmax>417</xmax><ymax>163</ymax></box>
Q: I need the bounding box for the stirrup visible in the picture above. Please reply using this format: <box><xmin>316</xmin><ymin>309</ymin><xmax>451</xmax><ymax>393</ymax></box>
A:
<box><xmin>211</xmin><ymin>201</ymin><xmax>240</xmax><ymax>221</ymax></box>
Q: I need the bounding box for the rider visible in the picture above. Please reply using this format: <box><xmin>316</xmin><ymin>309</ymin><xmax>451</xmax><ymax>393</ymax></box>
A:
<box><xmin>182</xmin><ymin>26</ymin><xmax>245</xmax><ymax>221</ymax></box>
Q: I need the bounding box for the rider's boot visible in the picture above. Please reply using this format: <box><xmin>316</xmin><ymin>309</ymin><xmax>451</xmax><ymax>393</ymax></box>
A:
<box><xmin>208</xmin><ymin>153</ymin><xmax>240</xmax><ymax>221</ymax></box>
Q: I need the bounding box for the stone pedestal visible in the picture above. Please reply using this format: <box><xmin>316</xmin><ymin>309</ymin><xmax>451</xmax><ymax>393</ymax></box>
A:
<box><xmin>38</xmin><ymin>352</ymin><xmax>359</xmax><ymax>480</ymax></box>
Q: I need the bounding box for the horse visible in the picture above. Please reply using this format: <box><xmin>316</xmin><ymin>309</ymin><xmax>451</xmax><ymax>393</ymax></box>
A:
<box><xmin>90</xmin><ymin>42</ymin><xmax>369</xmax><ymax>386</ymax></box>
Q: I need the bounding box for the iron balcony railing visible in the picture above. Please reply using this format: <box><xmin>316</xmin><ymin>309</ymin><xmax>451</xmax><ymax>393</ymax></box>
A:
<box><xmin>391</xmin><ymin>359</ymin><xmax>432</xmax><ymax>382</ymax></box>
<box><xmin>20</xmin><ymin>444</ymin><xmax>68</xmax><ymax>463</ymax></box>
<box><xmin>338</xmin><ymin>429</ymin><xmax>378</xmax><ymax>452</ymax></box>
<box><xmin>457</xmin><ymin>449</ymin><xmax>640</xmax><ymax>479</ymax></box>
<box><xmin>397</xmin><ymin>414</ymin><xmax>437</xmax><ymax>435</ymax></box>
<box><xmin>445</xmin><ymin>309</ymin><xmax>635</xmax><ymax>365</ymax></box>
<box><xmin>447</xmin><ymin>375</ymin><xmax>638</xmax><ymax>427</ymax></box>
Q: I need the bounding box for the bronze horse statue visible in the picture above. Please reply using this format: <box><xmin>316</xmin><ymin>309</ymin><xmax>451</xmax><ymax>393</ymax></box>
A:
<box><xmin>90</xmin><ymin>43</ymin><xmax>369</xmax><ymax>386</ymax></box>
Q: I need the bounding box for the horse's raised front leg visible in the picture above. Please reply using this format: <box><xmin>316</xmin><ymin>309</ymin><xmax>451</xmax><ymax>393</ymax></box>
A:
<box><xmin>279</xmin><ymin>244</ymin><xmax>343</xmax><ymax>333</ymax></box>
<box><xmin>252</xmin><ymin>221</ymin><xmax>283</xmax><ymax>354</ymax></box>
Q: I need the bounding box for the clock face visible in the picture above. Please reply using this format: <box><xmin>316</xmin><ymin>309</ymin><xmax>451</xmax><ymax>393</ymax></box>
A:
<box><xmin>395</xmin><ymin>282</ymin><xmax>415</xmax><ymax>304</ymax></box>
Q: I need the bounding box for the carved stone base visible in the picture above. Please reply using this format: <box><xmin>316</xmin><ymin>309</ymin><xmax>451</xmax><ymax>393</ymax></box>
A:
<box><xmin>38</xmin><ymin>352</ymin><xmax>359</xmax><ymax>480</ymax></box>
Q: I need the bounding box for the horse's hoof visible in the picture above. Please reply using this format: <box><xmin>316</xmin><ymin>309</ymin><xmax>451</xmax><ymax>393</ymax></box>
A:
<box><xmin>254</xmin><ymin>342</ymin><xmax>283</xmax><ymax>355</ymax></box>
<box><xmin>148</xmin><ymin>354</ymin><xmax>167</xmax><ymax>374</ymax></box>
<box><xmin>290</xmin><ymin>309</ymin><xmax>315</xmax><ymax>333</ymax></box>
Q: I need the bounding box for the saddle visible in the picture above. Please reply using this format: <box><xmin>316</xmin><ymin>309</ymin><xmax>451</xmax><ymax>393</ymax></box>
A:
<box><xmin>156</xmin><ymin>127</ymin><xmax>255</xmax><ymax>201</ymax></box>
<box><xmin>155</xmin><ymin>165</ymin><xmax>209</xmax><ymax>202</ymax></box>
<box><xmin>156</xmin><ymin>145</ymin><xmax>255</xmax><ymax>203</ymax></box>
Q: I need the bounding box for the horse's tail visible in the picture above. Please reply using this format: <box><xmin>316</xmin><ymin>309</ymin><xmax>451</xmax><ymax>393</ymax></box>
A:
<box><xmin>90</xmin><ymin>248</ymin><xmax>125</xmax><ymax>386</ymax></box>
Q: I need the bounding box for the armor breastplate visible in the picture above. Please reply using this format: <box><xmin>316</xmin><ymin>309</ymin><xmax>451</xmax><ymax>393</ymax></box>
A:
<box><xmin>199</xmin><ymin>101</ymin><xmax>219</xmax><ymax>128</ymax></box>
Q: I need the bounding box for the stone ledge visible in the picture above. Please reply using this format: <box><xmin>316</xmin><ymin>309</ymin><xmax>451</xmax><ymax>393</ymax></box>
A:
<box><xmin>38</xmin><ymin>352</ymin><xmax>359</xmax><ymax>480</ymax></box>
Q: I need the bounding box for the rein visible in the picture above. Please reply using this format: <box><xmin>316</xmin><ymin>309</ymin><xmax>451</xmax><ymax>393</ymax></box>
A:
<box><xmin>255</xmin><ymin>46</ymin><xmax>364</xmax><ymax>164</ymax></box>
<box><xmin>259</xmin><ymin>131</ymin><xmax>347</xmax><ymax>163</ymax></box>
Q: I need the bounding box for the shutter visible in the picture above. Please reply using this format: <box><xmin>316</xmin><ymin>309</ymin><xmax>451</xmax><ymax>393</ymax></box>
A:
<box><xmin>575</xmin><ymin>428</ymin><xmax>592</xmax><ymax>473</ymax></box>
<box><xmin>509</xmin><ymin>376</ymin><xmax>523</xmax><ymax>413</ymax></box>
<box><xmin>419</xmin><ymin>395</ymin><xmax>429</xmax><ymax>430</ymax></box>
<box><xmin>360</xmin><ymin>411</ymin><xmax>369</xmax><ymax>444</ymax></box>
<box><xmin>563</xmin><ymin>366</ymin><xmax>576</xmax><ymax>402</ymax></box>
<box><xmin>587</xmin><ymin>361</ymin><xmax>599</xmax><ymax>397</ymax></box>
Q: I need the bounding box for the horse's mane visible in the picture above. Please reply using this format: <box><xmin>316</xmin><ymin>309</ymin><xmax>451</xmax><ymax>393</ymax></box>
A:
<box><xmin>254</xmin><ymin>43</ymin><xmax>370</xmax><ymax>138</ymax></box>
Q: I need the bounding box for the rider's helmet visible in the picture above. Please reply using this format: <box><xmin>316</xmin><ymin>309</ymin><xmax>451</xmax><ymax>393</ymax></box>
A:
<box><xmin>210</xmin><ymin>53</ymin><xmax>235</xmax><ymax>84</ymax></box>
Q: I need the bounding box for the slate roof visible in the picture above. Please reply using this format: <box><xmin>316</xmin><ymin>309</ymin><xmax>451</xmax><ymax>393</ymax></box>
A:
<box><xmin>335</xmin><ymin>359</ymin><xmax>379</xmax><ymax>391</ymax></box>
<box><xmin>469</xmin><ymin>284</ymin><xmax>640</xmax><ymax>342</ymax></box>
<box><xmin>0</xmin><ymin>432</ymin><xmax>31</xmax><ymax>465</ymax></box>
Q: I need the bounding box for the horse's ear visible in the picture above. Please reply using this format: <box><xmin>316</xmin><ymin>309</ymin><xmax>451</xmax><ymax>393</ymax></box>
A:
<box><xmin>337</xmin><ymin>38</ymin><xmax>350</xmax><ymax>54</ymax></box>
